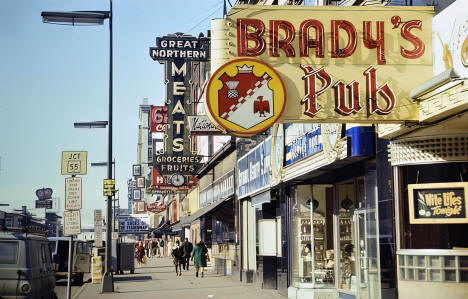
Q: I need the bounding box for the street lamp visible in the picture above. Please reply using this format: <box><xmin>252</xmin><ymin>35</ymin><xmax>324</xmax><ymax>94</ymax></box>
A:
<box><xmin>74</xmin><ymin>121</ymin><xmax>108</xmax><ymax>129</ymax></box>
<box><xmin>42</xmin><ymin>1</ymin><xmax>114</xmax><ymax>293</ymax></box>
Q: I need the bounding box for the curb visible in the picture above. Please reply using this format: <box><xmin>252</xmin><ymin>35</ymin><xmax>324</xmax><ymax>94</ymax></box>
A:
<box><xmin>72</xmin><ymin>283</ymin><xmax>88</xmax><ymax>299</ymax></box>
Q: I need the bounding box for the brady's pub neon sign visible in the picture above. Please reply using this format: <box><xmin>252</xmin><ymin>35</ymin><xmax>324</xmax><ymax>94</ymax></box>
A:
<box><xmin>207</xmin><ymin>6</ymin><xmax>434</xmax><ymax>136</ymax></box>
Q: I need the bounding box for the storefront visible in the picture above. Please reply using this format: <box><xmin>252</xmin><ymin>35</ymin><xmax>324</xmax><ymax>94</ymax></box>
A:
<box><xmin>178</xmin><ymin>143</ymin><xmax>237</xmax><ymax>275</ymax></box>
<box><xmin>237</xmin><ymin>137</ymin><xmax>279</xmax><ymax>288</ymax></box>
<box><xmin>284</xmin><ymin>124</ymin><xmax>384</xmax><ymax>299</ymax></box>
<box><xmin>378</xmin><ymin>2</ymin><xmax>468</xmax><ymax>298</ymax></box>
<box><xmin>199</xmin><ymin>168</ymin><xmax>236</xmax><ymax>275</ymax></box>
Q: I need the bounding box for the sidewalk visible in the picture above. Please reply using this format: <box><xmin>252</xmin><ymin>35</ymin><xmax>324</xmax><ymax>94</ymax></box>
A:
<box><xmin>76</xmin><ymin>257</ymin><xmax>286</xmax><ymax>299</ymax></box>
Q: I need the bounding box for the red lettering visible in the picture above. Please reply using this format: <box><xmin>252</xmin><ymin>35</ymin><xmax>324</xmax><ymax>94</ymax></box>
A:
<box><xmin>237</xmin><ymin>18</ymin><xmax>266</xmax><ymax>56</ymax></box>
<box><xmin>333</xmin><ymin>80</ymin><xmax>362</xmax><ymax>115</ymax></box>
<box><xmin>364</xmin><ymin>66</ymin><xmax>395</xmax><ymax>117</ymax></box>
<box><xmin>363</xmin><ymin>21</ymin><xmax>386</xmax><ymax>65</ymax></box>
<box><xmin>299</xmin><ymin>20</ymin><xmax>324</xmax><ymax>58</ymax></box>
<box><xmin>400</xmin><ymin>20</ymin><xmax>425</xmax><ymax>59</ymax></box>
<box><xmin>300</xmin><ymin>65</ymin><xmax>332</xmax><ymax>117</ymax></box>
<box><xmin>269</xmin><ymin>20</ymin><xmax>295</xmax><ymax>57</ymax></box>
<box><xmin>331</xmin><ymin>20</ymin><xmax>357</xmax><ymax>58</ymax></box>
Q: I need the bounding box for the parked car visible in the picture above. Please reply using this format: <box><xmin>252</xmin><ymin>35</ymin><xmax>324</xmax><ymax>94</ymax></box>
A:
<box><xmin>48</xmin><ymin>237</ymin><xmax>91</xmax><ymax>284</ymax></box>
<box><xmin>0</xmin><ymin>230</ymin><xmax>57</xmax><ymax>299</ymax></box>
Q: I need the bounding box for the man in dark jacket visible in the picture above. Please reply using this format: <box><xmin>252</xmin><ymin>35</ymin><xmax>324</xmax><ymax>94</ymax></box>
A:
<box><xmin>182</xmin><ymin>238</ymin><xmax>194</xmax><ymax>270</ymax></box>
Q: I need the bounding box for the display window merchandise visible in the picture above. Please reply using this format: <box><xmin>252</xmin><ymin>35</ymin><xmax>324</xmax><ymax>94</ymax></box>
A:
<box><xmin>290</xmin><ymin>179</ymin><xmax>381</xmax><ymax>299</ymax></box>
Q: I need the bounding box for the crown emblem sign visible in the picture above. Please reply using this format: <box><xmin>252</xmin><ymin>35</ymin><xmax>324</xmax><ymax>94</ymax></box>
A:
<box><xmin>237</xmin><ymin>64</ymin><xmax>253</xmax><ymax>74</ymax></box>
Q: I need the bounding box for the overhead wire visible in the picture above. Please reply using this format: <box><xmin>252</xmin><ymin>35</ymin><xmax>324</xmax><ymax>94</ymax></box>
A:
<box><xmin>185</xmin><ymin>2</ymin><xmax>224</xmax><ymax>34</ymax></box>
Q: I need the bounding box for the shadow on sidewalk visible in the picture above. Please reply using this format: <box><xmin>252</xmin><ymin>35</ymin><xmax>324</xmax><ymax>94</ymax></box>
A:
<box><xmin>139</xmin><ymin>265</ymin><xmax>174</xmax><ymax>269</ymax></box>
<box><xmin>115</xmin><ymin>285</ymin><xmax>240</xmax><ymax>294</ymax></box>
<box><xmin>114</xmin><ymin>276</ymin><xmax>152</xmax><ymax>282</ymax></box>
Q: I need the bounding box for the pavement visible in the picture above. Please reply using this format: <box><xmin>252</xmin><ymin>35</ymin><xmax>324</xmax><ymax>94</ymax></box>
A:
<box><xmin>55</xmin><ymin>274</ymin><xmax>91</xmax><ymax>299</ymax></box>
<box><xmin>74</xmin><ymin>257</ymin><xmax>286</xmax><ymax>299</ymax></box>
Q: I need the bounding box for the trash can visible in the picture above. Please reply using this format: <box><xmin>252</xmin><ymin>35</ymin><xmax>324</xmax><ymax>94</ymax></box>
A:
<box><xmin>117</xmin><ymin>243</ymin><xmax>135</xmax><ymax>274</ymax></box>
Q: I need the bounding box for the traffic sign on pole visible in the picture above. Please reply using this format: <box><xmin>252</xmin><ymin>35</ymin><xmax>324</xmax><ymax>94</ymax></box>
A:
<box><xmin>94</xmin><ymin>210</ymin><xmax>103</xmax><ymax>247</ymax></box>
<box><xmin>103</xmin><ymin>179</ymin><xmax>115</xmax><ymax>196</ymax></box>
<box><xmin>63</xmin><ymin>210</ymin><xmax>81</xmax><ymax>236</ymax></box>
<box><xmin>65</xmin><ymin>177</ymin><xmax>82</xmax><ymax>210</ymax></box>
<box><xmin>61</xmin><ymin>151</ymin><xmax>87</xmax><ymax>175</ymax></box>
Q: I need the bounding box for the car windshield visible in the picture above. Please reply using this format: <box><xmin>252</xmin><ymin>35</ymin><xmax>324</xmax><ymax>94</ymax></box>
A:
<box><xmin>0</xmin><ymin>241</ymin><xmax>19</xmax><ymax>264</ymax></box>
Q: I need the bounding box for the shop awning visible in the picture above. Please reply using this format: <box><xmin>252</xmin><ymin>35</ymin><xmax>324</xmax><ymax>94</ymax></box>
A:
<box><xmin>172</xmin><ymin>222</ymin><xmax>182</xmax><ymax>231</ymax></box>
<box><xmin>178</xmin><ymin>196</ymin><xmax>232</xmax><ymax>226</ymax></box>
<box><xmin>251</xmin><ymin>190</ymin><xmax>271</xmax><ymax>206</ymax></box>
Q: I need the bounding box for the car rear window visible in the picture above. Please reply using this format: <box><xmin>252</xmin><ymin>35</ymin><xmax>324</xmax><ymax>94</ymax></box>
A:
<box><xmin>0</xmin><ymin>241</ymin><xmax>19</xmax><ymax>264</ymax></box>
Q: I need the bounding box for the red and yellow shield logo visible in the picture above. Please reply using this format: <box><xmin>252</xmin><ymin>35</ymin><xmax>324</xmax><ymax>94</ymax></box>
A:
<box><xmin>206</xmin><ymin>59</ymin><xmax>286</xmax><ymax>137</ymax></box>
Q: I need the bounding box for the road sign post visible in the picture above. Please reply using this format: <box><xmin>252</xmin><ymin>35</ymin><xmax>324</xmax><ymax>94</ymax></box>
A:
<box><xmin>61</xmin><ymin>151</ymin><xmax>86</xmax><ymax>299</ymax></box>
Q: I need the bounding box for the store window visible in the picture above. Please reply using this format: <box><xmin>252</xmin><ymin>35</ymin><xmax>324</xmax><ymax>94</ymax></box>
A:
<box><xmin>337</xmin><ymin>181</ymin><xmax>356</xmax><ymax>291</ymax></box>
<box><xmin>291</xmin><ymin>184</ymin><xmax>335</xmax><ymax>288</ymax></box>
<box><xmin>399</xmin><ymin>162</ymin><xmax>468</xmax><ymax>249</ymax></box>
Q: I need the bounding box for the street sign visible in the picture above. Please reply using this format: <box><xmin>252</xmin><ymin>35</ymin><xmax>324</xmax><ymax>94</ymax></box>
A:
<box><xmin>103</xmin><ymin>179</ymin><xmax>115</xmax><ymax>196</ymax></box>
<box><xmin>94</xmin><ymin>210</ymin><xmax>103</xmax><ymax>247</ymax></box>
<box><xmin>65</xmin><ymin>177</ymin><xmax>82</xmax><ymax>210</ymax></box>
<box><xmin>35</xmin><ymin>199</ymin><xmax>52</xmax><ymax>209</ymax></box>
<box><xmin>63</xmin><ymin>210</ymin><xmax>81</xmax><ymax>236</ymax></box>
<box><xmin>61</xmin><ymin>151</ymin><xmax>87</xmax><ymax>175</ymax></box>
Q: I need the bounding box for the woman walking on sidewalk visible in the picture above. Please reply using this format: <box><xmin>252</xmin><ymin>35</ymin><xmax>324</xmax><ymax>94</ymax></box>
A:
<box><xmin>136</xmin><ymin>241</ymin><xmax>145</xmax><ymax>268</ymax></box>
<box><xmin>171</xmin><ymin>240</ymin><xmax>184</xmax><ymax>276</ymax></box>
<box><xmin>191</xmin><ymin>240</ymin><xmax>208</xmax><ymax>278</ymax></box>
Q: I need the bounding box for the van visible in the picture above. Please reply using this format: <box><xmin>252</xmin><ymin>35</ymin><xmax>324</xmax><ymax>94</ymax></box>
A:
<box><xmin>48</xmin><ymin>237</ymin><xmax>91</xmax><ymax>284</ymax></box>
<box><xmin>0</xmin><ymin>231</ymin><xmax>57</xmax><ymax>299</ymax></box>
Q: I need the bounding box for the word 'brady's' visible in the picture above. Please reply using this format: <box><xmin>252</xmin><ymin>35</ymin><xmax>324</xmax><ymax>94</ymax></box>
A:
<box><xmin>237</xmin><ymin>17</ymin><xmax>425</xmax><ymax>64</ymax></box>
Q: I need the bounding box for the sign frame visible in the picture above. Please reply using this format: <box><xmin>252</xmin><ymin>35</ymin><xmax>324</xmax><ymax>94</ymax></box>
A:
<box><xmin>61</xmin><ymin>151</ymin><xmax>87</xmax><ymax>175</ymax></box>
<box><xmin>408</xmin><ymin>182</ymin><xmax>468</xmax><ymax>224</ymax></box>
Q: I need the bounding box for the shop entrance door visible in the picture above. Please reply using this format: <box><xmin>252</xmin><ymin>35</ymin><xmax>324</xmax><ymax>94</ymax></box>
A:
<box><xmin>354</xmin><ymin>210</ymin><xmax>369</xmax><ymax>299</ymax></box>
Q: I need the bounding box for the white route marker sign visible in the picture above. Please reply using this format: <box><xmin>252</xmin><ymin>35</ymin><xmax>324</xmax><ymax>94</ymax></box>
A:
<box><xmin>63</xmin><ymin>210</ymin><xmax>81</xmax><ymax>236</ymax></box>
<box><xmin>61</xmin><ymin>151</ymin><xmax>87</xmax><ymax>175</ymax></box>
<box><xmin>65</xmin><ymin>177</ymin><xmax>82</xmax><ymax>210</ymax></box>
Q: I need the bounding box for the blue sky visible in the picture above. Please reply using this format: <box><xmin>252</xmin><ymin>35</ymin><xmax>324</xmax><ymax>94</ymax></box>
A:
<box><xmin>0</xmin><ymin>0</ymin><xmax>223</xmax><ymax>226</ymax></box>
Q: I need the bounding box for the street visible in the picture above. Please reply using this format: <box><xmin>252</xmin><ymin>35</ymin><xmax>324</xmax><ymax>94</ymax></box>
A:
<box><xmin>75</xmin><ymin>257</ymin><xmax>285</xmax><ymax>299</ymax></box>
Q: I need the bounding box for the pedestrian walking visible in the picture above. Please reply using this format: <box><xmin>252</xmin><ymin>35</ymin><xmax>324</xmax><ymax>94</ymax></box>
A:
<box><xmin>171</xmin><ymin>240</ymin><xmax>184</xmax><ymax>276</ymax></box>
<box><xmin>152</xmin><ymin>239</ymin><xmax>157</xmax><ymax>257</ymax></box>
<box><xmin>182</xmin><ymin>238</ymin><xmax>193</xmax><ymax>270</ymax></box>
<box><xmin>155</xmin><ymin>239</ymin><xmax>161</xmax><ymax>257</ymax></box>
<box><xmin>191</xmin><ymin>240</ymin><xmax>208</xmax><ymax>278</ymax></box>
<box><xmin>144</xmin><ymin>240</ymin><xmax>149</xmax><ymax>258</ymax></box>
<box><xmin>160</xmin><ymin>238</ymin><xmax>165</xmax><ymax>257</ymax></box>
<box><xmin>135</xmin><ymin>241</ymin><xmax>145</xmax><ymax>268</ymax></box>
<box><xmin>148</xmin><ymin>239</ymin><xmax>153</xmax><ymax>258</ymax></box>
